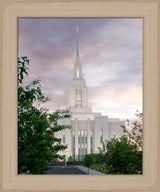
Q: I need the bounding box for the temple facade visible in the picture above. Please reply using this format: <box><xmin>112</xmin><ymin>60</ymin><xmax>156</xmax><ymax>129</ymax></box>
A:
<box><xmin>56</xmin><ymin>28</ymin><xmax>124</xmax><ymax>161</ymax></box>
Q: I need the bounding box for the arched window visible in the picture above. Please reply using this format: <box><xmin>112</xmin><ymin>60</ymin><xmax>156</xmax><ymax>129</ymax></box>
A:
<box><xmin>100</xmin><ymin>129</ymin><xmax>103</xmax><ymax>143</ymax></box>
<box><xmin>77</xmin><ymin>68</ymin><xmax>80</xmax><ymax>78</ymax></box>
<box><xmin>76</xmin><ymin>90</ymin><xmax>82</xmax><ymax>108</ymax></box>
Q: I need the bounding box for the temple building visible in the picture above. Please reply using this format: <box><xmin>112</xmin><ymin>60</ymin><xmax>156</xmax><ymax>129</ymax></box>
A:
<box><xmin>56</xmin><ymin>27</ymin><xmax>124</xmax><ymax>161</ymax></box>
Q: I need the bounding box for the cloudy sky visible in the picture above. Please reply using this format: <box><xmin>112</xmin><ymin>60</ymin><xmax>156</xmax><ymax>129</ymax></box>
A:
<box><xmin>18</xmin><ymin>18</ymin><xmax>142</xmax><ymax>119</ymax></box>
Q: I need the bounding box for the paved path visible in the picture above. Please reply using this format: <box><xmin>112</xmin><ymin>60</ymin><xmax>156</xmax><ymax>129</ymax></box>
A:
<box><xmin>45</xmin><ymin>166</ymin><xmax>105</xmax><ymax>175</ymax></box>
<box><xmin>77</xmin><ymin>165</ymin><xmax>105</xmax><ymax>175</ymax></box>
<box><xmin>45</xmin><ymin>166</ymin><xmax>87</xmax><ymax>174</ymax></box>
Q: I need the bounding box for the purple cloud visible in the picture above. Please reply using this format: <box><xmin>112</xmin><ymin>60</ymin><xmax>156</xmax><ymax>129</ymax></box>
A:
<box><xmin>18</xmin><ymin>18</ymin><xmax>142</xmax><ymax>119</ymax></box>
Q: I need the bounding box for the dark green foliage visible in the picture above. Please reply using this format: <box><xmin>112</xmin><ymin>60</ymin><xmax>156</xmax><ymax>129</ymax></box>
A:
<box><xmin>90</xmin><ymin>165</ymin><xmax>106</xmax><ymax>172</ymax></box>
<box><xmin>89</xmin><ymin>153</ymin><xmax>105</xmax><ymax>165</ymax></box>
<box><xmin>96</xmin><ymin>112</ymin><xmax>143</xmax><ymax>174</ymax></box>
<box><xmin>104</xmin><ymin>136</ymin><xmax>142</xmax><ymax>174</ymax></box>
<box><xmin>83</xmin><ymin>154</ymin><xmax>93</xmax><ymax>168</ymax></box>
<box><xmin>67</xmin><ymin>156</ymin><xmax>74</xmax><ymax>162</ymax></box>
<box><xmin>93</xmin><ymin>153</ymin><xmax>105</xmax><ymax>164</ymax></box>
<box><xmin>18</xmin><ymin>56</ymin><xmax>29</xmax><ymax>84</ymax></box>
<box><xmin>18</xmin><ymin>56</ymin><xmax>71</xmax><ymax>174</ymax></box>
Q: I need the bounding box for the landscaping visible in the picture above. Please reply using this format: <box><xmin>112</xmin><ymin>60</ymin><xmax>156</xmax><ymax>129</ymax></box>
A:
<box><xmin>82</xmin><ymin>113</ymin><xmax>143</xmax><ymax>175</ymax></box>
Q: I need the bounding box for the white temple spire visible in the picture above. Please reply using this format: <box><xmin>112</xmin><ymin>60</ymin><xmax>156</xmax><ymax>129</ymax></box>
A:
<box><xmin>76</xmin><ymin>26</ymin><xmax>79</xmax><ymax>56</ymax></box>
<box><xmin>74</xmin><ymin>26</ymin><xmax>83</xmax><ymax>79</ymax></box>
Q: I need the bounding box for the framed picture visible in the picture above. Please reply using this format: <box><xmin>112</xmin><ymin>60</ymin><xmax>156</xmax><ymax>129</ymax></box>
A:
<box><xmin>0</xmin><ymin>0</ymin><xmax>159</xmax><ymax>191</ymax></box>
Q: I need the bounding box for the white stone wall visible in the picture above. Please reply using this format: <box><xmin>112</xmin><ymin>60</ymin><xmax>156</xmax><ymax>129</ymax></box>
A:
<box><xmin>82</xmin><ymin>87</ymin><xmax>88</xmax><ymax>108</ymax></box>
<box><xmin>68</xmin><ymin>87</ymin><xmax>75</xmax><ymax>107</ymax></box>
<box><xmin>94</xmin><ymin>117</ymin><xmax>101</xmax><ymax>153</ymax></box>
<box><xmin>74</xmin><ymin>119</ymin><xmax>78</xmax><ymax>157</ymax></box>
<box><xmin>87</xmin><ymin>118</ymin><xmax>91</xmax><ymax>154</ymax></box>
<box><xmin>71</xmin><ymin>112</ymin><xmax>101</xmax><ymax>120</ymax></box>
<box><xmin>109</xmin><ymin>119</ymin><xmax>124</xmax><ymax>139</ymax></box>
<box><xmin>56</xmin><ymin>116</ymin><xmax>124</xmax><ymax>160</ymax></box>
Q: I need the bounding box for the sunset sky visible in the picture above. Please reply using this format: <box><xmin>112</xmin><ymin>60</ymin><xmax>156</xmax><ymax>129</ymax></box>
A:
<box><xmin>18</xmin><ymin>18</ymin><xmax>142</xmax><ymax>119</ymax></box>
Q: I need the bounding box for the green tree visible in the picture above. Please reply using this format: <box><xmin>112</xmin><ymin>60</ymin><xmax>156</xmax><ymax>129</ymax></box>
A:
<box><xmin>104</xmin><ymin>136</ymin><xmax>142</xmax><ymax>174</ymax></box>
<box><xmin>18</xmin><ymin>56</ymin><xmax>71</xmax><ymax>174</ymax></box>
<box><xmin>76</xmin><ymin>155</ymin><xmax>80</xmax><ymax>161</ymax></box>
<box><xmin>121</xmin><ymin>111</ymin><xmax>143</xmax><ymax>150</ymax></box>
<box><xmin>67</xmin><ymin>156</ymin><xmax>73</xmax><ymax>162</ymax></box>
<box><xmin>98</xmin><ymin>112</ymin><xmax>143</xmax><ymax>174</ymax></box>
<box><xmin>83</xmin><ymin>154</ymin><xmax>93</xmax><ymax>174</ymax></box>
<box><xmin>90</xmin><ymin>153</ymin><xmax>106</xmax><ymax>165</ymax></box>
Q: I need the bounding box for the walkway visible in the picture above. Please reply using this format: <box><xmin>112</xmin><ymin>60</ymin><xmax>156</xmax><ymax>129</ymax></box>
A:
<box><xmin>77</xmin><ymin>165</ymin><xmax>105</xmax><ymax>175</ymax></box>
<box><xmin>45</xmin><ymin>166</ymin><xmax>87</xmax><ymax>175</ymax></box>
<box><xmin>45</xmin><ymin>166</ymin><xmax>105</xmax><ymax>175</ymax></box>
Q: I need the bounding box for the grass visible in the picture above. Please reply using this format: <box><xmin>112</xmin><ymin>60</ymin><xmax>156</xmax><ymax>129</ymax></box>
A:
<box><xmin>90</xmin><ymin>165</ymin><xmax>110</xmax><ymax>174</ymax></box>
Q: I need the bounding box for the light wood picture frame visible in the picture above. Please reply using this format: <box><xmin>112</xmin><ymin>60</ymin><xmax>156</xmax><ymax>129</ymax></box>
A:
<box><xmin>0</xmin><ymin>0</ymin><xmax>159</xmax><ymax>191</ymax></box>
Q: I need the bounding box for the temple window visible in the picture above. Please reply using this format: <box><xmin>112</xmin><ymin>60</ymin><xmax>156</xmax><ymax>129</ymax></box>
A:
<box><xmin>77</xmin><ymin>68</ymin><xmax>80</xmax><ymax>77</ymax></box>
<box><xmin>75</xmin><ymin>90</ymin><xmax>82</xmax><ymax>108</ymax></box>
